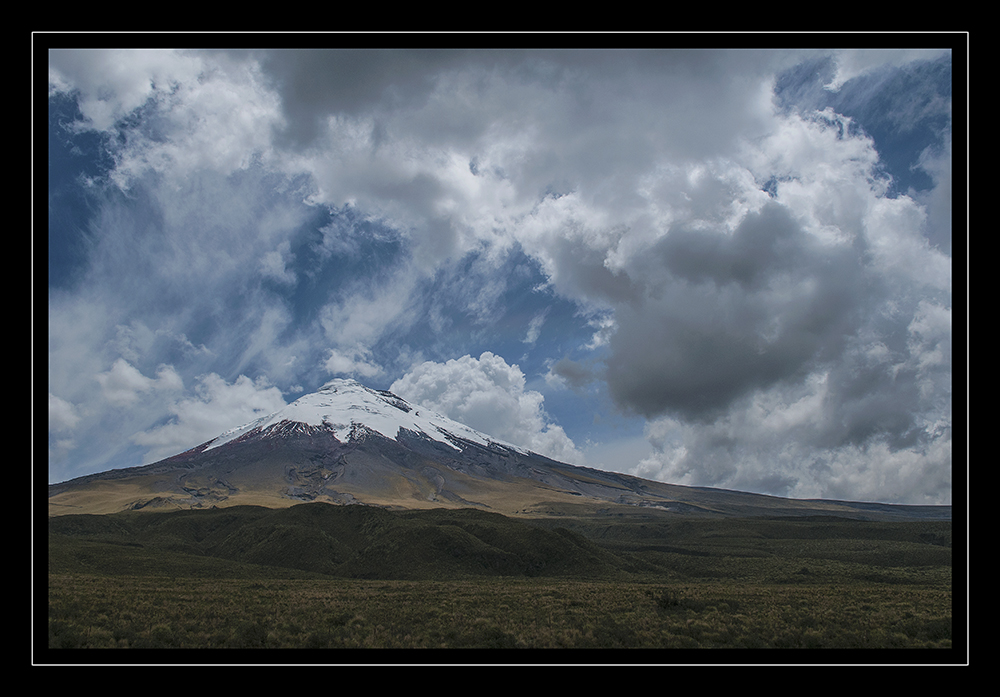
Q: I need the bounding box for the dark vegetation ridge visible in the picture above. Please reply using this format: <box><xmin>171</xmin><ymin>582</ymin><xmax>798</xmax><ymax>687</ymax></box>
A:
<box><xmin>49</xmin><ymin>503</ymin><xmax>629</xmax><ymax>581</ymax></box>
<box><xmin>48</xmin><ymin>501</ymin><xmax>952</xmax><ymax>583</ymax></box>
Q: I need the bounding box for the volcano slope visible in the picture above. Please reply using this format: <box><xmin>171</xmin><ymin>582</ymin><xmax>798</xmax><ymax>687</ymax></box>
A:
<box><xmin>47</xmin><ymin>378</ymin><xmax>951</xmax><ymax>522</ymax></box>
<box><xmin>47</xmin><ymin>415</ymin><xmax>951</xmax><ymax>522</ymax></box>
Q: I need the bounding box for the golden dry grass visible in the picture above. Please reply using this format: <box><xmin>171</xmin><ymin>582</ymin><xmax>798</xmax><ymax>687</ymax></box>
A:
<box><xmin>47</xmin><ymin>473</ymin><xmax>617</xmax><ymax>518</ymax></box>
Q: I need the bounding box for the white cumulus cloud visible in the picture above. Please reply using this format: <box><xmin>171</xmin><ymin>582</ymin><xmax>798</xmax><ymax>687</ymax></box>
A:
<box><xmin>391</xmin><ymin>351</ymin><xmax>582</xmax><ymax>465</ymax></box>
<box><xmin>95</xmin><ymin>359</ymin><xmax>183</xmax><ymax>406</ymax></box>
<box><xmin>48</xmin><ymin>393</ymin><xmax>81</xmax><ymax>432</ymax></box>
<box><xmin>324</xmin><ymin>346</ymin><xmax>384</xmax><ymax>379</ymax></box>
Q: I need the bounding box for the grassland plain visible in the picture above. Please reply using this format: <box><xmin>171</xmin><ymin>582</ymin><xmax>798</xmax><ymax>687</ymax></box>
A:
<box><xmin>46</xmin><ymin>575</ymin><xmax>954</xmax><ymax>653</ymax></box>
<box><xmin>42</xmin><ymin>503</ymin><xmax>960</xmax><ymax>659</ymax></box>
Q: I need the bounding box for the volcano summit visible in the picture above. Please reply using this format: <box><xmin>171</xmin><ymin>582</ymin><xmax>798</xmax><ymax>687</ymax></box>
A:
<box><xmin>198</xmin><ymin>378</ymin><xmax>532</xmax><ymax>457</ymax></box>
<box><xmin>47</xmin><ymin>379</ymin><xmax>949</xmax><ymax>521</ymax></box>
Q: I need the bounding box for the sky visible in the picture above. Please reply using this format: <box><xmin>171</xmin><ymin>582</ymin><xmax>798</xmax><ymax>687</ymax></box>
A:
<box><xmin>44</xmin><ymin>42</ymin><xmax>959</xmax><ymax>505</ymax></box>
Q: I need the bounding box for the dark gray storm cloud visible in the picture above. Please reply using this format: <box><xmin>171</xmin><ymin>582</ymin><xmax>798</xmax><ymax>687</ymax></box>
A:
<box><xmin>550</xmin><ymin>356</ymin><xmax>595</xmax><ymax>391</ymax></box>
<box><xmin>246</xmin><ymin>48</ymin><xmax>793</xmax><ymax>161</ymax></box>
<box><xmin>658</xmin><ymin>202</ymin><xmax>811</xmax><ymax>291</ymax></box>
<box><xmin>251</xmin><ymin>49</ymin><xmax>473</xmax><ymax>149</ymax></box>
<box><xmin>605</xmin><ymin>202</ymin><xmax>867</xmax><ymax>423</ymax></box>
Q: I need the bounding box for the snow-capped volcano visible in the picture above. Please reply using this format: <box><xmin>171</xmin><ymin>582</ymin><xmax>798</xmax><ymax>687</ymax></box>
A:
<box><xmin>50</xmin><ymin>377</ymin><xmax>678</xmax><ymax>516</ymax></box>
<box><xmin>200</xmin><ymin>378</ymin><xmax>529</xmax><ymax>456</ymax></box>
<box><xmin>48</xmin><ymin>378</ymin><xmax>952</xmax><ymax>522</ymax></box>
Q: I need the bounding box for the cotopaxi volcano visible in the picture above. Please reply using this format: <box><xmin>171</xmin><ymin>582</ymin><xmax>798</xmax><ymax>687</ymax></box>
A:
<box><xmin>48</xmin><ymin>378</ymin><xmax>949</xmax><ymax>521</ymax></box>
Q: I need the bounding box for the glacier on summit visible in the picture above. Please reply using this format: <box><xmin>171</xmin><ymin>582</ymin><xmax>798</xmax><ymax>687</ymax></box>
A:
<box><xmin>201</xmin><ymin>378</ymin><xmax>530</xmax><ymax>456</ymax></box>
